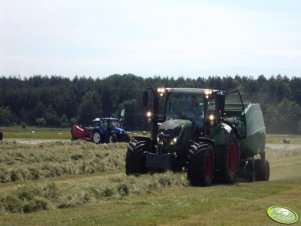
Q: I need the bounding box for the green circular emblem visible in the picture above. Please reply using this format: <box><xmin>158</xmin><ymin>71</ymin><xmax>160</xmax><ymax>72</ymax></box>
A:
<box><xmin>267</xmin><ymin>206</ymin><xmax>299</xmax><ymax>224</ymax></box>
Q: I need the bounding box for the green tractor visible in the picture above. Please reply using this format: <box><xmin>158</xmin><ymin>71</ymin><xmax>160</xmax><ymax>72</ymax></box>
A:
<box><xmin>125</xmin><ymin>87</ymin><xmax>270</xmax><ymax>185</ymax></box>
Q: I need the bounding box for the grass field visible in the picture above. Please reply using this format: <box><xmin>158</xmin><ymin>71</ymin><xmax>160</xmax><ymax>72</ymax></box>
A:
<box><xmin>1</xmin><ymin>126</ymin><xmax>71</xmax><ymax>140</ymax></box>
<box><xmin>266</xmin><ymin>133</ymin><xmax>301</xmax><ymax>144</ymax></box>
<box><xmin>1</xmin><ymin>126</ymin><xmax>142</xmax><ymax>141</ymax></box>
<box><xmin>0</xmin><ymin>128</ymin><xmax>300</xmax><ymax>225</ymax></box>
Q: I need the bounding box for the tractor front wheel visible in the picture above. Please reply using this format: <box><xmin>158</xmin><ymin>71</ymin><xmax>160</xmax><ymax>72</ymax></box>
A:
<box><xmin>124</xmin><ymin>133</ymin><xmax>130</xmax><ymax>142</ymax></box>
<box><xmin>92</xmin><ymin>132</ymin><xmax>102</xmax><ymax>144</ymax></box>
<box><xmin>187</xmin><ymin>142</ymin><xmax>215</xmax><ymax>186</ymax></box>
<box><xmin>125</xmin><ymin>140</ymin><xmax>147</xmax><ymax>175</ymax></box>
<box><xmin>108</xmin><ymin>134</ymin><xmax>117</xmax><ymax>143</ymax></box>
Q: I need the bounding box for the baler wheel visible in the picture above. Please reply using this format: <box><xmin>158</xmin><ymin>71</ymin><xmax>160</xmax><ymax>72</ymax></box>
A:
<box><xmin>255</xmin><ymin>159</ymin><xmax>270</xmax><ymax>181</ymax></box>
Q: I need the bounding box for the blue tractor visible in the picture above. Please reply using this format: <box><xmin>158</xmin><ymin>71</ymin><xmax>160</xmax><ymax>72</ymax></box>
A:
<box><xmin>71</xmin><ymin>117</ymin><xmax>130</xmax><ymax>144</ymax></box>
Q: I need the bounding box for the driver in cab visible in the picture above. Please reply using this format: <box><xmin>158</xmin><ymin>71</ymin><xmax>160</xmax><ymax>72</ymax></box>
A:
<box><xmin>184</xmin><ymin>95</ymin><xmax>204</xmax><ymax>128</ymax></box>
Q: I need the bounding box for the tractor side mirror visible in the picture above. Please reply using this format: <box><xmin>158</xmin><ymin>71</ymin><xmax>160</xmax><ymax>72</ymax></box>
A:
<box><xmin>142</xmin><ymin>91</ymin><xmax>148</xmax><ymax>108</ymax></box>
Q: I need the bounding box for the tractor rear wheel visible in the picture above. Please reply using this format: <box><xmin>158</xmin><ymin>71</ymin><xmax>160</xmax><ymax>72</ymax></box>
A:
<box><xmin>221</xmin><ymin>132</ymin><xmax>240</xmax><ymax>183</ymax></box>
<box><xmin>255</xmin><ymin>159</ymin><xmax>270</xmax><ymax>181</ymax></box>
<box><xmin>187</xmin><ymin>142</ymin><xmax>215</xmax><ymax>186</ymax></box>
<box><xmin>125</xmin><ymin>140</ymin><xmax>147</xmax><ymax>175</ymax></box>
<box><xmin>92</xmin><ymin>132</ymin><xmax>102</xmax><ymax>144</ymax></box>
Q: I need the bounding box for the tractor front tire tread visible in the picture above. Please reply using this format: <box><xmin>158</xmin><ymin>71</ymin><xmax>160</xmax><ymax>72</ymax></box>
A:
<box><xmin>125</xmin><ymin>140</ymin><xmax>147</xmax><ymax>175</ymax></box>
<box><xmin>187</xmin><ymin>142</ymin><xmax>215</xmax><ymax>186</ymax></box>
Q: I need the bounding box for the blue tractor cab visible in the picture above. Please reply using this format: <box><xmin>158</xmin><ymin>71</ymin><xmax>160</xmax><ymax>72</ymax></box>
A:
<box><xmin>91</xmin><ymin>117</ymin><xmax>130</xmax><ymax>144</ymax></box>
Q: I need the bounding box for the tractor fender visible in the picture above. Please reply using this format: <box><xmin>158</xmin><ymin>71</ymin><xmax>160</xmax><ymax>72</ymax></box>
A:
<box><xmin>132</xmin><ymin>136</ymin><xmax>152</xmax><ymax>149</ymax></box>
<box><xmin>212</xmin><ymin>122</ymin><xmax>234</xmax><ymax>146</ymax></box>
<box><xmin>195</xmin><ymin>137</ymin><xmax>216</xmax><ymax>151</ymax></box>
<box><xmin>195</xmin><ymin>137</ymin><xmax>217</xmax><ymax>160</ymax></box>
<box><xmin>212</xmin><ymin>122</ymin><xmax>240</xmax><ymax>171</ymax></box>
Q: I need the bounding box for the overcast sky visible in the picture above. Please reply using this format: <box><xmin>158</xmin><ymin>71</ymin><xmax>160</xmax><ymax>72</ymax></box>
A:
<box><xmin>1</xmin><ymin>0</ymin><xmax>301</xmax><ymax>79</ymax></box>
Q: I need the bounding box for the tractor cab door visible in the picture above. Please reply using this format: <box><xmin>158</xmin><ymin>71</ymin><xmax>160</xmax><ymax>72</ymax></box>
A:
<box><xmin>224</xmin><ymin>91</ymin><xmax>247</xmax><ymax>139</ymax></box>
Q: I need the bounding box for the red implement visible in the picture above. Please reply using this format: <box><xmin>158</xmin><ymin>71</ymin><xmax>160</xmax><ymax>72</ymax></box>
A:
<box><xmin>71</xmin><ymin>125</ymin><xmax>92</xmax><ymax>140</ymax></box>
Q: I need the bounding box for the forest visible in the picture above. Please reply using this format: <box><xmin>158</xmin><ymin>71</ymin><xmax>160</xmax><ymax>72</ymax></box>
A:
<box><xmin>0</xmin><ymin>74</ymin><xmax>301</xmax><ymax>134</ymax></box>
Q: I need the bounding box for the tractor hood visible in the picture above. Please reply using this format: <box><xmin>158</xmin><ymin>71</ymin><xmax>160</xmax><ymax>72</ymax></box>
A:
<box><xmin>112</xmin><ymin>127</ymin><xmax>125</xmax><ymax>134</ymax></box>
<box><xmin>157</xmin><ymin>119</ymin><xmax>193</xmax><ymax>150</ymax></box>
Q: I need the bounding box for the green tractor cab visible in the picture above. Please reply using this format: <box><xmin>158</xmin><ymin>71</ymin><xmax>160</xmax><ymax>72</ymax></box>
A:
<box><xmin>125</xmin><ymin>87</ymin><xmax>269</xmax><ymax>186</ymax></box>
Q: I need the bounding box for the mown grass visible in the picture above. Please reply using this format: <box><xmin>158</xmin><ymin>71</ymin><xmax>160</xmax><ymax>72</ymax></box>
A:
<box><xmin>0</xmin><ymin>172</ymin><xmax>188</xmax><ymax>214</ymax></box>
<box><xmin>1</xmin><ymin>178</ymin><xmax>301</xmax><ymax>226</ymax></box>
<box><xmin>0</xmin><ymin>134</ymin><xmax>301</xmax><ymax>225</ymax></box>
<box><xmin>0</xmin><ymin>141</ymin><xmax>188</xmax><ymax>214</ymax></box>
<box><xmin>0</xmin><ymin>141</ymin><xmax>126</xmax><ymax>183</ymax></box>
<box><xmin>1</xmin><ymin>126</ymin><xmax>71</xmax><ymax>140</ymax></box>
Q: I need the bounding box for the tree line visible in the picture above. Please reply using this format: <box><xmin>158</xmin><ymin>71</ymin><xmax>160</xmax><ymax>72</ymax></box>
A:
<box><xmin>0</xmin><ymin>74</ymin><xmax>300</xmax><ymax>134</ymax></box>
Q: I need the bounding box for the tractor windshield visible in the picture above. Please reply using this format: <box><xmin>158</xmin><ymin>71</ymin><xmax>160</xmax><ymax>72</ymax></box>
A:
<box><xmin>109</xmin><ymin>120</ymin><xmax>120</xmax><ymax>128</ymax></box>
<box><xmin>165</xmin><ymin>93</ymin><xmax>205</xmax><ymax>127</ymax></box>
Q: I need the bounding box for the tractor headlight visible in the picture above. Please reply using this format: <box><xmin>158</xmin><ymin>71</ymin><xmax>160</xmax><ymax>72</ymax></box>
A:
<box><xmin>204</xmin><ymin>89</ymin><xmax>213</xmax><ymax>99</ymax></box>
<box><xmin>157</xmin><ymin>87</ymin><xmax>166</xmax><ymax>96</ymax></box>
<box><xmin>169</xmin><ymin>137</ymin><xmax>178</xmax><ymax>145</ymax></box>
<box><xmin>208</xmin><ymin>114</ymin><xmax>215</xmax><ymax>126</ymax></box>
<box><xmin>209</xmin><ymin>114</ymin><xmax>215</xmax><ymax>121</ymax></box>
<box><xmin>146</xmin><ymin>111</ymin><xmax>152</xmax><ymax>118</ymax></box>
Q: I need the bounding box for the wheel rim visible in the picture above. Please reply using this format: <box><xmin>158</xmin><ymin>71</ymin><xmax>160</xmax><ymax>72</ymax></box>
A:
<box><xmin>228</xmin><ymin>143</ymin><xmax>237</xmax><ymax>175</ymax></box>
<box><xmin>205</xmin><ymin>150</ymin><xmax>213</xmax><ymax>179</ymax></box>
<box><xmin>93</xmin><ymin>133</ymin><xmax>101</xmax><ymax>143</ymax></box>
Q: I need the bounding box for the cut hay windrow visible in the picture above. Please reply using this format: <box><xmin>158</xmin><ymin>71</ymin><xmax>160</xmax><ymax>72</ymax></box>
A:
<box><xmin>0</xmin><ymin>141</ymin><xmax>127</xmax><ymax>183</ymax></box>
<box><xmin>0</xmin><ymin>141</ymin><xmax>189</xmax><ymax>213</ymax></box>
<box><xmin>0</xmin><ymin>172</ymin><xmax>188</xmax><ymax>213</ymax></box>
